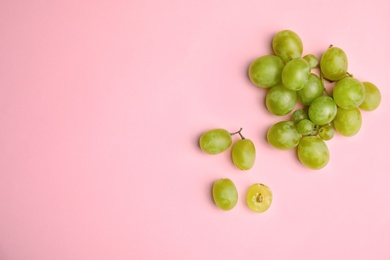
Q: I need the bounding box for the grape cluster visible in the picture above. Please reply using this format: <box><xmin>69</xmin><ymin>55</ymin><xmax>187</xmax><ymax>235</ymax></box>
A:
<box><xmin>199</xmin><ymin>129</ymin><xmax>273</xmax><ymax>212</ymax></box>
<box><xmin>249</xmin><ymin>30</ymin><xmax>381</xmax><ymax>170</ymax></box>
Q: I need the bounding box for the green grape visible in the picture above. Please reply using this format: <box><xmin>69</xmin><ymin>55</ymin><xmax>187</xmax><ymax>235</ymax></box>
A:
<box><xmin>333</xmin><ymin>77</ymin><xmax>365</xmax><ymax>109</ymax></box>
<box><xmin>248</xmin><ymin>55</ymin><xmax>285</xmax><ymax>88</ymax></box>
<box><xmin>246</xmin><ymin>183</ymin><xmax>272</xmax><ymax>213</ymax></box>
<box><xmin>297</xmin><ymin>136</ymin><xmax>330</xmax><ymax>170</ymax></box>
<box><xmin>267</xmin><ymin>121</ymin><xmax>302</xmax><ymax>150</ymax></box>
<box><xmin>292</xmin><ymin>109</ymin><xmax>308</xmax><ymax>123</ymax></box>
<box><xmin>297</xmin><ymin>73</ymin><xmax>324</xmax><ymax>105</ymax></box>
<box><xmin>296</xmin><ymin>119</ymin><xmax>315</xmax><ymax>135</ymax></box>
<box><xmin>333</xmin><ymin>107</ymin><xmax>362</xmax><ymax>136</ymax></box>
<box><xmin>320</xmin><ymin>46</ymin><xmax>348</xmax><ymax>81</ymax></box>
<box><xmin>265</xmin><ymin>84</ymin><xmax>297</xmax><ymax>116</ymax></box>
<box><xmin>359</xmin><ymin>82</ymin><xmax>381</xmax><ymax>111</ymax></box>
<box><xmin>272</xmin><ymin>30</ymin><xmax>303</xmax><ymax>63</ymax></box>
<box><xmin>308</xmin><ymin>96</ymin><xmax>337</xmax><ymax>125</ymax></box>
<box><xmin>231</xmin><ymin>139</ymin><xmax>256</xmax><ymax>170</ymax></box>
<box><xmin>199</xmin><ymin>129</ymin><xmax>232</xmax><ymax>154</ymax></box>
<box><xmin>282</xmin><ymin>58</ymin><xmax>311</xmax><ymax>91</ymax></box>
<box><xmin>212</xmin><ymin>178</ymin><xmax>238</xmax><ymax>211</ymax></box>
<box><xmin>303</xmin><ymin>54</ymin><xmax>319</xmax><ymax>68</ymax></box>
<box><xmin>318</xmin><ymin>125</ymin><xmax>334</xmax><ymax>140</ymax></box>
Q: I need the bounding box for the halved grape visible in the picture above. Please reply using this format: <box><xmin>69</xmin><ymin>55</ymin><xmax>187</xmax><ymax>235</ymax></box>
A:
<box><xmin>320</xmin><ymin>46</ymin><xmax>348</xmax><ymax>81</ymax></box>
<box><xmin>282</xmin><ymin>58</ymin><xmax>311</xmax><ymax>91</ymax></box>
<box><xmin>246</xmin><ymin>183</ymin><xmax>272</xmax><ymax>213</ymax></box>
<box><xmin>248</xmin><ymin>55</ymin><xmax>285</xmax><ymax>88</ymax></box>
<box><xmin>297</xmin><ymin>73</ymin><xmax>324</xmax><ymax>105</ymax></box>
<box><xmin>272</xmin><ymin>30</ymin><xmax>303</xmax><ymax>63</ymax></box>
<box><xmin>333</xmin><ymin>77</ymin><xmax>365</xmax><ymax>109</ymax></box>
<box><xmin>359</xmin><ymin>82</ymin><xmax>381</xmax><ymax>111</ymax></box>
<box><xmin>212</xmin><ymin>179</ymin><xmax>238</xmax><ymax>211</ymax></box>
<box><xmin>231</xmin><ymin>139</ymin><xmax>256</xmax><ymax>170</ymax></box>
<box><xmin>199</xmin><ymin>129</ymin><xmax>232</xmax><ymax>154</ymax></box>
<box><xmin>265</xmin><ymin>84</ymin><xmax>297</xmax><ymax>116</ymax></box>
<box><xmin>297</xmin><ymin>136</ymin><xmax>330</xmax><ymax>170</ymax></box>
<box><xmin>308</xmin><ymin>96</ymin><xmax>337</xmax><ymax>126</ymax></box>
<box><xmin>267</xmin><ymin>121</ymin><xmax>302</xmax><ymax>150</ymax></box>
<box><xmin>333</xmin><ymin>107</ymin><xmax>362</xmax><ymax>136</ymax></box>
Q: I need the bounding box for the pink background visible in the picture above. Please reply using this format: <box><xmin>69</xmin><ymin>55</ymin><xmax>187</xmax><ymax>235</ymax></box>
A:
<box><xmin>1</xmin><ymin>0</ymin><xmax>390</xmax><ymax>259</ymax></box>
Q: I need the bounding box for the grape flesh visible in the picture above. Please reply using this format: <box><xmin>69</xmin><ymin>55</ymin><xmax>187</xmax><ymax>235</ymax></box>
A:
<box><xmin>282</xmin><ymin>58</ymin><xmax>311</xmax><ymax>91</ymax></box>
<box><xmin>248</xmin><ymin>55</ymin><xmax>285</xmax><ymax>88</ymax></box>
<box><xmin>297</xmin><ymin>73</ymin><xmax>324</xmax><ymax>105</ymax></box>
<box><xmin>359</xmin><ymin>82</ymin><xmax>381</xmax><ymax>111</ymax></box>
<box><xmin>212</xmin><ymin>179</ymin><xmax>238</xmax><ymax>211</ymax></box>
<box><xmin>199</xmin><ymin>129</ymin><xmax>232</xmax><ymax>154</ymax></box>
<box><xmin>231</xmin><ymin>139</ymin><xmax>256</xmax><ymax>170</ymax></box>
<box><xmin>297</xmin><ymin>136</ymin><xmax>330</xmax><ymax>170</ymax></box>
<box><xmin>267</xmin><ymin>121</ymin><xmax>302</xmax><ymax>150</ymax></box>
<box><xmin>333</xmin><ymin>77</ymin><xmax>365</xmax><ymax>109</ymax></box>
<box><xmin>333</xmin><ymin>107</ymin><xmax>362</xmax><ymax>136</ymax></box>
<box><xmin>265</xmin><ymin>84</ymin><xmax>297</xmax><ymax>116</ymax></box>
<box><xmin>320</xmin><ymin>47</ymin><xmax>348</xmax><ymax>81</ymax></box>
<box><xmin>272</xmin><ymin>30</ymin><xmax>303</xmax><ymax>63</ymax></box>
<box><xmin>308</xmin><ymin>96</ymin><xmax>337</xmax><ymax>126</ymax></box>
<box><xmin>246</xmin><ymin>183</ymin><xmax>272</xmax><ymax>213</ymax></box>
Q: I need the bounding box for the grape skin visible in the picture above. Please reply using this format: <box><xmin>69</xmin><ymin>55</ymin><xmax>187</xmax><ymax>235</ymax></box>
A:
<box><xmin>282</xmin><ymin>58</ymin><xmax>311</xmax><ymax>91</ymax></box>
<box><xmin>199</xmin><ymin>129</ymin><xmax>232</xmax><ymax>154</ymax></box>
<box><xmin>333</xmin><ymin>107</ymin><xmax>362</xmax><ymax>136</ymax></box>
<box><xmin>267</xmin><ymin>121</ymin><xmax>302</xmax><ymax>150</ymax></box>
<box><xmin>249</xmin><ymin>55</ymin><xmax>285</xmax><ymax>88</ymax></box>
<box><xmin>308</xmin><ymin>96</ymin><xmax>337</xmax><ymax>126</ymax></box>
<box><xmin>360</xmin><ymin>82</ymin><xmax>381</xmax><ymax>111</ymax></box>
<box><xmin>212</xmin><ymin>179</ymin><xmax>238</xmax><ymax>211</ymax></box>
<box><xmin>297</xmin><ymin>136</ymin><xmax>330</xmax><ymax>170</ymax></box>
<box><xmin>320</xmin><ymin>47</ymin><xmax>348</xmax><ymax>81</ymax></box>
<box><xmin>265</xmin><ymin>84</ymin><xmax>297</xmax><ymax>116</ymax></box>
<box><xmin>272</xmin><ymin>30</ymin><xmax>303</xmax><ymax>63</ymax></box>
<box><xmin>333</xmin><ymin>77</ymin><xmax>366</xmax><ymax>109</ymax></box>
<box><xmin>231</xmin><ymin>139</ymin><xmax>256</xmax><ymax>170</ymax></box>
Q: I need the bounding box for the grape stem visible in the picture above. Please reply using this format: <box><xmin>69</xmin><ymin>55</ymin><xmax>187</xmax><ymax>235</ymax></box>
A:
<box><xmin>230</xmin><ymin>128</ymin><xmax>245</xmax><ymax>139</ymax></box>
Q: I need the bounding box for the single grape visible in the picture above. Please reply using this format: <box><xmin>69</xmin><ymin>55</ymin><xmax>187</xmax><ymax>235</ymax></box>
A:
<box><xmin>320</xmin><ymin>46</ymin><xmax>348</xmax><ymax>81</ymax></box>
<box><xmin>359</xmin><ymin>82</ymin><xmax>381</xmax><ymax>111</ymax></box>
<box><xmin>272</xmin><ymin>30</ymin><xmax>303</xmax><ymax>63</ymax></box>
<box><xmin>303</xmin><ymin>54</ymin><xmax>319</xmax><ymax>68</ymax></box>
<box><xmin>199</xmin><ymin>129</ymin><xmax>232</xmax><ymax>154</ymax></box>
<box><xmin>248</xmin><ymin>55</ymin><xmax>285</xmax><ymax>88</ymax></box>
<box><xmin>318</xmin><ymin>125</ymin><xmax>334</xmax><ymax>140</ymax></box>
<box><xmin>296</xmin><ymin>119</ymin><xmax>315</xmax><ymax>135</ymax></box>
<box><xmin>308</xmin><ymin>96</ymin><xmax>337</xmax><ymax>126</ymax></box>
<box><xmin>265</xmin><ymin>84</ymin><xmax>297</xmax><ymax>116</ymax></box>
<box><xmin>333</xmin><ymin>107</ymin><xmax>362</xmax><ymax>136</ymax></box>
<box><xmin>297</xmin><ymin>136</ymin><xmax>330</xmax><ymax>170</ymax></box>
<box><xmin>212</xmin><ymin>178</ymin><xmax>238</xmax><ymax>211</ymax></box>
<box><xmin>292</xmin><ymin>109</ymin><xmax>308</xmax><ymax>123</ymax></box>
<box><xmin>231</xmin><ymin>139</ymin><xmax>256</xmax><ymax>170</ymax></box>
<box><xmin>333</xmin><ymin>77</ymin><xmax>365</xmax><ymax>109</ymax></box>
<box><xmin>282</xmin><ymin>58</ymin><xmax>311</xmax><ymax>91</ymax></box>
<box><xmin>267</xmin><ymin>121</ymin><xmax>302</xmax><ymax>150</ymax></box>
<box><xmin>246</xmin><ymin>183</ymin><xmax>272</xmax><ymax>213</ymax></box>
<box><xmin>297</xmin><ymin>73</ymin><xmax>324</xmax><ymax>105</ymax></box>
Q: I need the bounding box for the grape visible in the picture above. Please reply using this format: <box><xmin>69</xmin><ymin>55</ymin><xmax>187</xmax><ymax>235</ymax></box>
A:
<box><xmin>333</xmin><ymin>107</ymin><xmax>362</xmax><ymax>136</ymax></box>
<box><xmin>296</xmin><ymin>119</ymin><xmax>315</xmax><ymax>135</ymax></box>
<box><xmin>320</xmin><ymin>46</ymin><xmax>348</xmax><ymax>81</ymax></box>
<box><xmin>231</xmin><ymin>139</ymin><xmax>256</xmax><ymax>170</ymax></box>
<box><xmin>267</xmin><ymin>121</ymin><xmax>302</xmax><ymax>150</ymax></box>
<box><xmin>308</xmin><ymin>96</ymin><xmax>337</xmax><ymax>125</ymax></box>
<box><xmin>292</xmin><ymin>109</ymin><xmax>308</xmax><ymax>123</ymax></box>
<box><xmin>246</xmin><ymin>183</ymin><xmax>272</xmax><ymax>213</ymax></box>
<box><xmin>248</xmin><ymin>55</ymin><xmax>285</xmax><ymax>88</ymax></box>
<box><xmin>297</xmin><ymin>73</ymin><xmax>324</xmax><ymax>105</ymax></box>
<box><xmin>333</xmin><ymin>77</ymin><xmax>365</xmax><ymax>109</ymax></box>
<box><xmin>212</xmin><ymin>179</ymin><xmax>238</xmax><ymax>211</ymax></box>
<box><xmin>265</xmin><ymin>84</ymin><xmax>297</xmax><ymax>116</ymax></box>
<box><xmin>359</xmin><ymin>82</ymin><xmax>381</xmax><ymax>111</ymax></box>
<box><xmin>199</xmin><ymin>129</ymin><xmax>232</xmax><ymax>154</ymax></box>
<box><xmin>282</xmin><ymin>58</ymin><xmax>311</xmax><ymax>91</ymax></box>
<box><xmin>297</xmin><ymin>136</ymin><xmax>330</xmax><ymax>170</ymax></box>
<box><xmin>318</xmin><ymin>125</ymin><xmax>334</xmax><ymax>140</ymax></box>
<box><xmin>303</xmin><ymin>54</ymin><xmax>319</xmax><ymax>68</ymax></box>
<box><xmin>272</xmin><ymin>30</ymin><xmax>303</xmax><ymax>63</ymax></box>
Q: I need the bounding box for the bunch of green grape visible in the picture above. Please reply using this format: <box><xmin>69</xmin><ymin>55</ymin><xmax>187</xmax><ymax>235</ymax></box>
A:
<box><xmin>249</xmin><ymin>30</ymin><xmax>381</xmax><ymax>170</ymax></box>
<box><xmin>199</xmin><ymin>129</ymin><xmax>273</xmax><ymax>212</ymax></box>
